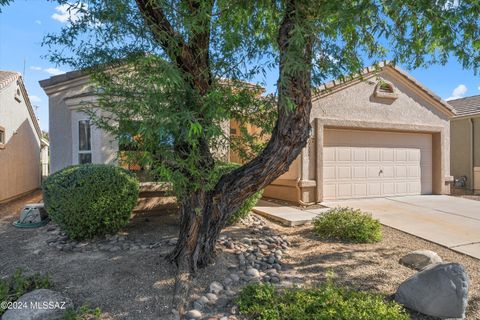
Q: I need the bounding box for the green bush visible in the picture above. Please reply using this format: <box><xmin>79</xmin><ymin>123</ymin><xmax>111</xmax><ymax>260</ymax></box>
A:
<box><xmin>212</xmin><ymin>162</ymin><xmax>263</xmax><ymax>225</ymax></box>
<box><xmin>0</xmin><ymin>269</ymin><xmax>52</xmax><ymax>316</ymax></box>
<box><xmin>237</xmin><ymin>282</ymin><xmax>409</xmax><ymax>320</ymax></box>
<box><xmin>43</xmin><ymin>164</ymin><xmax>139</xmax><ymax>240</ymax></box>
<box><xmin>313</xmin><ymin>207</ymin><xmax>382</xmax><ymax>243</ymax></box>
<box><xmin>63</xmin><ymin>304</ymin><xmax>102</xmax><ymax>320</ymax></box>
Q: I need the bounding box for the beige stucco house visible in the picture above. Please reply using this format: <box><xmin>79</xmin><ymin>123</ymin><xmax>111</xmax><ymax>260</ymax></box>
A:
<box><xmin>0</xmin><ymin>71</ymin><xmax>49</xmax><ymax>203</ymax></box>
<box><xmin>263</xmin><ymin>63</ymin><xmax>455</xmax><ymax>204</ymax></box>
<box><xmin>40</xmin><ymin>62</ymin><xmax>455</xmax><ymax>204</ymax></box>
<box><xmin>448</xmin><ymin>95</ymin><xmax>480</xmax><ymax>194</ymax></box>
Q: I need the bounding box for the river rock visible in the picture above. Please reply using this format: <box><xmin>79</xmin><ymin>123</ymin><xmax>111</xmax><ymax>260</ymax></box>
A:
<box><xmin>399</xmin><ymin>250</ymin><xmax>442</xmax><ymax>270</ymax></box>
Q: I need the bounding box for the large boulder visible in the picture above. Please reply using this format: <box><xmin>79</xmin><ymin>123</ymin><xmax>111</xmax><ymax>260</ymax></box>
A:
<box><xmin>2</xmin><ymin>289</ymin><xmax>73</xmax><ymax>320</ymax></box>
<box><xmin>399</xmin><ymin>250</ymin><xmax>442</xmax><ymax>270</ymax></box>
<box><xmin>395</xmin><ymin>262</ymin><xmax>469</xmax><ymax>319</ymax></box>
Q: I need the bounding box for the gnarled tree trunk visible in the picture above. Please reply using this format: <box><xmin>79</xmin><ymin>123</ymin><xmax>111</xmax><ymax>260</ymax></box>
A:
<box><xmin>136</xmin><ymin>0</ymin><xmax>313</xmax><ymax>314</ymax></box>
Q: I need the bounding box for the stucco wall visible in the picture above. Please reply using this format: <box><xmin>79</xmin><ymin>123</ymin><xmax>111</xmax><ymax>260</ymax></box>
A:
<box><xmin>0</xmin><ymin>81</ymin><xmax>41</xmax><ymax>202</ymax></box>
<box><xmin>450</xmin><ymin>119</ymin><xmax>472</xmax><ymax>189</ymax></box>
<box><xmin>44</xmin><ymin>78</ymin><xmax>118</xmax><ymax>173</ymax></box>
<box><xmin>450</xmin><ymin>117</ymin><xmax>480</xmax><ymax>191</ymax></box>
<box><xmin>265</xmin><ymin>67</ymin><xmax>452</xmax><ymax>203</ymax></box>
<box><xmin>48</xmin><ymin>91</ymin><xmax>73</xmax><ymax>173</ymax></box>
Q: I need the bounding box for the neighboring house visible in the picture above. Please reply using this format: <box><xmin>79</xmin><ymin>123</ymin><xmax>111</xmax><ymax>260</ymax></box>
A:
<box><xmin>448</xmin><ymin>95</ymin><xmax>480</xmax><ymax>194</ymax></box>
<box><xmin>0</xmin><ymin>71</ymin><xmax>49</xmax><ymax>203</ymax></box>
<box><xmin>263</xmin><ymin>62</ymin><xmax>455</xmax><ymax>204</ymax></box>
<box><xmin>40</xmin><ymin>62</ymin><xmax>455</xmax><ymax>204</ymax></box>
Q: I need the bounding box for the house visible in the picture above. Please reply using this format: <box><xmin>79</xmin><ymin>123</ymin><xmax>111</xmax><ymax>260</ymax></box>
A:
<box><xmin>40</xmin><ymin>62</ymin><xmax>455</xmax><ymax>204</ymax></box>
<box><xmin>263</xmin><ymin>62</ymin><xmax>455</xmax><ymax>204</ymax></box>
<box><xmin>448</xmin><ymin>95</ymin><xmax>480</xmax><ymax>194</ymax></box>
<box><xmin>0</xmin><ymin>71</ymin><xmax>49</xmax><ymax>203</ymax></box>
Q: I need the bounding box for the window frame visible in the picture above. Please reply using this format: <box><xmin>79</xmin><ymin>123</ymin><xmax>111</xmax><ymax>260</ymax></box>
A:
<box><xmin>78</xmin><ymin>119</ymin><xmax>92</xmax><ymax>164</ymax></box>
<box><xmin>0</xmin><ymin>125</ymin><xmax>5</xmax><ymax>149</ymax></box>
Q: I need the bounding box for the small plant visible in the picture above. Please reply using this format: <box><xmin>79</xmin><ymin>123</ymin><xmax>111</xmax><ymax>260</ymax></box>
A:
<box><xmin>43</xmin><ymin>164</ymin><xmax>140</xmax><ymax>240</ymax></box>
<box><xmin>63</xmin><ymin>304</ymin><xmax>102</xmax><ymax>320</ymax></box>
<box><xmin>211</xmin><ymin>162</ymin><xmax>263</xmax><ymax>225</ymax></box>
<box><xmin>313</xmin><ymin>207</ymin><xmax>382</xmax><ymax>243</ymax></box>
<box><xmin>237</xmin><ymin>281</ymin><xmax>409</xmax><ymax>320</ymax></box>
<box><xmin>0</xmin><ymin>269</ymin><xmax>52</xmax><ymax>316</ymax></box>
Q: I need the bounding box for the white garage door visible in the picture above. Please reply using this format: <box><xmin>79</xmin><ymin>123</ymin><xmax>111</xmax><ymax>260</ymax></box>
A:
<box><xmin>323</xmin><ymin>129</ymin><xmax>432</xmax><ymax>200</ymax></box>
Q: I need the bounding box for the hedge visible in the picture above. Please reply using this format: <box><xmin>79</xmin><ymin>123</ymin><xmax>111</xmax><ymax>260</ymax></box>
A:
<box><xmin>42</xmin><ymin>164</ymin><xmax>139</xmax><ymax>240</ymax></box>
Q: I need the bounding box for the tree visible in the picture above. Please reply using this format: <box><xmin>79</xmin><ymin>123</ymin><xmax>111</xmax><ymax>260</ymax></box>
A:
<box><xmin>44</xmin><ymin>0</ymin><xmax>480</xmax><ymax>311</ymax></box>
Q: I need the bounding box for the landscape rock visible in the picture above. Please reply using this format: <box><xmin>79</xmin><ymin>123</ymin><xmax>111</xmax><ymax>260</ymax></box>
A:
<box><xmin>209</xmin><ymin>281</ymin><xmax>224</xmax><ymax>294</ymax></box>
<box><xmin>399</xmin><ymin>250</ymin><xmax>442</xmax><ymax>270</ymax></box>
<box><xmin>185</xmin><ymin>309</ymin><xmax>202</xmax><ymax>319</ymax></box>
<box><xmin>2</xmin><ymin>289</ymin><xmax>73</xmax><ymax>320</ymax></box>
<box><xmin>395</xmin><ymin>262</ymin><xmax>469</xmax><ymax>319</ymax></box>
<box><xmin>245</xmin><ymin>267</ymin><xmax>260</xmax><ymax>278</ymax></box>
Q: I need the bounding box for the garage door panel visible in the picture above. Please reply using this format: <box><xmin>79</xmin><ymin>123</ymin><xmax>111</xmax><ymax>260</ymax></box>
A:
<box><xmin>323</xmin><ymin>166</ymin><xmax>336</xmax><ymax>179</ymax></box>
<box><xmin>407</xmin><ymin>166</ymin><xmax>420</xmax><ymax>178</ymax></box>
<box><xmin>323</xmin><ymin>184</ymin><xmax>336</xmax><ymax>199</ymax></box>
<box><xmin>395</xmin><ymin>182</ymin><xmax>407</xmax><ymax>194</ymax></box>
<box><xmin>382</xmin><ymin>166</ymin><xmax>394</xmax><ymax>178</ymax></box>
<box><xmin>353</xmin><ymin>184</ymin><xmax>367</xmax><ymax>197</ymax></box>
<box><xmin>323</xmin><ymin>129</ymin><xmax>432</xmax><ymax>200</ymax></box>
<box><xmin>338</xmin><ymin>184</ymin><xmax>353</xmax><ymax>197</ymax></box>
<box><xmin>367</xmin><ymin>149</ymin><xmax>381</xmax><ymax>161</ymax></box>
<box><xmin>395</xmin><ymin>149</ymin><xmax>408</xmax><ymax>161</ymax></box>
<box><xmin>367</xmin><ymin>166</ymin><xmax>381</xmax><ymax>178</ymax></box>
<box><xmin>353</xmin><ymin>149</ymin><xmax>366</xmax><ymax>161</ymax></box>
<box><xmin>324</xmin><ymin>148</ymin><xmax>336</xmax><ymax>161</ymax></box>
<box><xmin>337</xmin><ymin>148</ymin><xmax>351</xmax><ymax>161</ymax></box>
<box><xmin>368</xmin><ymin>183</ymin><xmax>381</xmax><ymax>196</ymax></box>
<box><xmin>381</xmin><ymin>149</ymin><xmax>394</xmax><ymax>161</ymax></box>
<box><xmin>395</xmin><ymin>166</ymin><xmax>407</xmax><ymax>178</ymax></box>
<box><xmin>353</xmin><ymin>166</ymin><xmax>367</xmax><ymax>179</ymax></box>
<box><xmin>383</xmin><ymin>182</ymin><xmax>395</xmax><ymax>195</ymax></box>
<box><xmin>408</xmin><ymin>182</ymin><xmax>421</xmax><ymax>193</ymax></box>
<box><xmin>337</xmin><ymin>167</ymin><xmax>352</xmax><ymax>179</ymax></box>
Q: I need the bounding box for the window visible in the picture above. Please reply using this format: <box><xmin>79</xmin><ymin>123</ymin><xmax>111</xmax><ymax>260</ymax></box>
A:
<box><xmin>374</xmin><ymin>80</ymin><xmax>398</xmax><ymax>100</ymax></box>
<box><xmin>78</xmin><ymin>120</ymin><xmax>92</xmax><ymax>164</ymax></box>
<box><xmin>0</xmin><ymin>126</ymin><xmax>5</xmax><ymax>149</ymax></box>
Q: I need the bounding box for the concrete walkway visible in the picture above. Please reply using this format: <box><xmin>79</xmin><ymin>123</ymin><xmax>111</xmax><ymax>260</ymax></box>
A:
<box><xmin>323</xmin><ymin>195</ymin><xmax>480</xmax><ymax>260</ymax></box>
<box><xmin>253</xmin><ymin>200</ymin><xmax>329</xmax><ymax>226</ymax></box>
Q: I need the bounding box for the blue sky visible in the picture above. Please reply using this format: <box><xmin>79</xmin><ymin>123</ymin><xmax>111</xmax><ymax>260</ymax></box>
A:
<box><xmin>1</xmin><ymin>1</ymin><xmax>480</xmax><ymax>132</ymax></box>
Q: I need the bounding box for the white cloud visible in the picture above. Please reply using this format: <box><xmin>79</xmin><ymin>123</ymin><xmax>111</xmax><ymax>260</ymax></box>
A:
<box><xmin>52</xmin><ymin>3</ymin><xmax>86</xmax><ymax>24</ymax></box>
<box><xmin>30</xmin><ymin>95</ymin><xmax>42</xmax><ymax>103</ymax></box>
<box><xmin>446</xmin><ymin>84</ymin><xmax>467</xmax><ymax>101</ymax></box>
<box><xmin>35</xmin><ymin>20</ymin><xmax>42</xmax><ymax>25</ymax></box>
<box><xmin>44</xmin><ymin>67</ymin><xmax>65</xmax><ymax>76</ymax></box>
<box><xmin>30</xmin><ymin>66</ymin><xmax>42</xmax><ymax>71</ymax></box>
<box><xmin>478</xmin><ymin>86</ymin><xmax>480</xmax><ymax>91</ymax></box>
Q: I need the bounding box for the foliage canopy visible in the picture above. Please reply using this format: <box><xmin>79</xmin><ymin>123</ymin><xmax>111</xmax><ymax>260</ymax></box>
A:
<box><xmin>43</xmin><ymin>0</ymin><xmax>480</xmax><ymax>198</ymax></box>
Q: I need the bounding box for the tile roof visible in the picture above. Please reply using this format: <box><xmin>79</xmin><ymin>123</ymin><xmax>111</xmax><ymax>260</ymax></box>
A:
<box><xmin>0</xmin><ymin>71</ymin><xmax>20</xmax><ymax>90</ymax></box>
<box><xmin>448</xmin><ymin>95</ymin><xmax>480</xmax><ymax>117</ymax></box>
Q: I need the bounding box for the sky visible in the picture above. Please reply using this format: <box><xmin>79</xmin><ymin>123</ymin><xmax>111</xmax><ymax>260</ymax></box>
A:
<box><xmin>1</xmin><ymin>1</ymin><xmax>480</xmax><ymax>132</ymax></box>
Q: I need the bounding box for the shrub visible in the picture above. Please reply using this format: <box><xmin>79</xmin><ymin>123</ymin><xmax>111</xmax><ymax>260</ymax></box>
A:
<box><xmin>212</xmin><ymin>162</ymin><xmax>263</xmax><ymax>225</ymax></box>
<box><xmin>237</xmin><ymin>282</ymin><xmax>409</xmax><ymax>320</ymax></box>
<box><xmin>64</xmin><ymin>304</ymin><xmax>102</xmax><ymax>320</ymax></box>
<box><xmin>0</xmin><ymin>269</ymin><xmax>52</xmax><ymax>316</ymax></box>
<box><xmin>313</xmin><ymin>207</ymin><xmax>382</xmax><ymax>243</ymax></box>
<box><xmin>43</xmin><ymin>164</ymin><xmax>139</xmax><ymax>240</ymax></box>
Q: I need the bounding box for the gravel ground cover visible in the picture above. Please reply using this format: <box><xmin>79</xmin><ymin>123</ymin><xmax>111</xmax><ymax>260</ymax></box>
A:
<box><xmin>271</xmin><ymin>223</ymin><xmax>480</xmax><ymax>320</ymax></box>
<box><xmin>1</xmin><ymin>192</ymin><xmax>479</xmax><ymax>319</ymax></box>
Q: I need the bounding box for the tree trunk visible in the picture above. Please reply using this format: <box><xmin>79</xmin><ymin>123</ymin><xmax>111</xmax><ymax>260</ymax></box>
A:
<box><xmin>168</xmin><ymin>0</ymin><xmax>313</xmax><ymax>272</ymax></box>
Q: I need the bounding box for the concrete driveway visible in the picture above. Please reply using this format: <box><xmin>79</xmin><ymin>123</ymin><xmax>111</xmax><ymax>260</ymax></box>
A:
<box><xmin>322</xmin><ymin>195</ymin><xmax>480</xmax><ymax>260</ymax></box>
